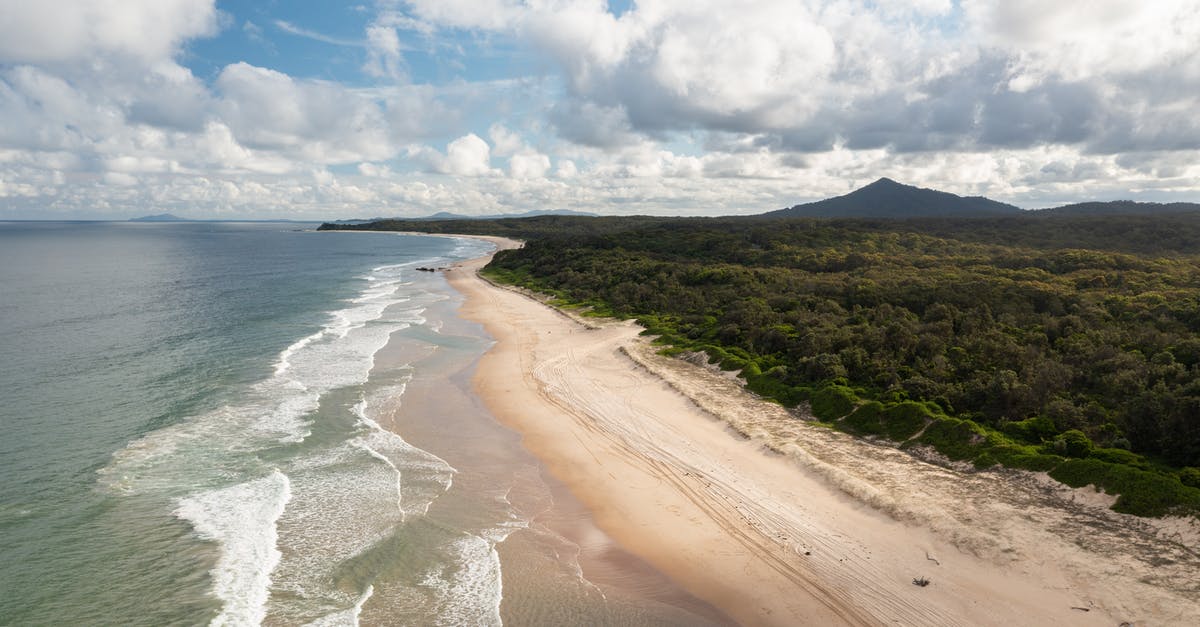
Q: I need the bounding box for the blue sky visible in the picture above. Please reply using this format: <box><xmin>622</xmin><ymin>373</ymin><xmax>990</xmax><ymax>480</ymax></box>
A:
<box><xmin>1</xmin><ymin>1</ymin><xmax>1198</xmax><ymax>219</ymax></box>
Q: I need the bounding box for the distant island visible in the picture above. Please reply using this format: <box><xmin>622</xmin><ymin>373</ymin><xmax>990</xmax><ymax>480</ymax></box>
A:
<box><xmin>130</xmin><ymin>213</ymin><xmax>189</xmax><ymax>222</ymax></box>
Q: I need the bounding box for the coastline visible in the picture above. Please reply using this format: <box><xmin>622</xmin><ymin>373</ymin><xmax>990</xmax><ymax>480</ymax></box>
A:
<box><xmin>445</xmin><ymin>237</ymin><xmax>1199</xmax><ymax>626</ymax></box>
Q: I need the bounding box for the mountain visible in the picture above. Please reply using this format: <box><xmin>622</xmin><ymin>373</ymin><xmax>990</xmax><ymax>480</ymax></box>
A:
<box><xmin>762</xmin><ymin>178</ymin><xmax>1022</xmax><ymax>219</ymax></box>
<box><xmin>130</xmin><ymin>213</ymin><xmax>188</xmax><ymax>222</ymax></box>
<box><xmin>1037</xmin><ymin>200</ymin><xmax>1200</xmax><ymax>216</ymax></box>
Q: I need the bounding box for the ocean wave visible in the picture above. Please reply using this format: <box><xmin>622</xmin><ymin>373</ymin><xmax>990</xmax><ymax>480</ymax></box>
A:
<box><xmin>418</xmin><ymin>535</ymin><xmax>505</xmax><ymax>627</ymax></box>
<box><xmin>174</xmin><ymin>469</ymin><xmax>292</xmax><ymax>627</ymax></box>
<box><xmin>97</xmin><ymin>246</ymin><xmax>501</xmax><ymax>624</ymax></box>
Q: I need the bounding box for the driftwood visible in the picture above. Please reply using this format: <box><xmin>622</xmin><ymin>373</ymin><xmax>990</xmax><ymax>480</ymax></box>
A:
<box><xmin>925</xmin><ymin>551</ymin><xmax>940</xmax><ymax>566</ymax></box>
<box><xmin>912</xmin><ymin>577</ymin><xmax>930</xmax><ymax>587</ymax></box>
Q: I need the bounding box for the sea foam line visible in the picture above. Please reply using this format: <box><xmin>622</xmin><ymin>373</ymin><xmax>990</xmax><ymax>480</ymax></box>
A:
<box><xmin>175</xmin><ymin>469</ymin><xmax>292</xmax><ymax>627</ymax></box>
<box><xmin>351</xmin><ymin>391</ymin><xmax>459</xmax><ymax>520</ymax></box>
<box><xmin>302</xmin><ymin>584</ymin><xmax>375</xmax><ymax>627</ymax></box>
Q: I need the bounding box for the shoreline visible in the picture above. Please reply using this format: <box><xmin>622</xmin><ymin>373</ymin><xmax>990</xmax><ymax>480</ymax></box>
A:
<box><xmin>444</xmin><ymin>236</ymin><xmax>1198</xmax><ymax>626</ymax></box>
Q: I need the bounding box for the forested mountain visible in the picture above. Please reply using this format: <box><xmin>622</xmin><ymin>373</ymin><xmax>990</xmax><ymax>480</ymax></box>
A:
<box><xmin>762</xmin><ymin>178</ymin><xmax>1022</xmax><ymax>218</ymax></box>
<box><xmin>762</xmin><ymin>178</ymin><xmax>1200</xmax><ymax>220</ymax></box>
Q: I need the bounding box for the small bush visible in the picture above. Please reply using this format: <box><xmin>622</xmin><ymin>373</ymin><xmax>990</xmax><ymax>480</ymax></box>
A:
<box><xmin>719</xmin><ymin>355</ymin><xmax>746</xmax><ymax>372</ymax></box>
<box><xmin>1090</xmin><ymin>447</ymin><xmax>1148</xmax><ymax>469</ymax></box>
<box><xmin>1001</xmin><ymin>416</ymin><xmax>1058</xmax><ymax>444</ymax></box>
<box><xmin>988</xmin><ymin>444</ymin><xmax>1065</xmax><ymax>471</ymax></box>
<box><xmin>810</xmin><ymin>384</ymin><xmax>859</xmax><ymax>421</ymax></box>
<box><xmin>918</xmin><ymin>417</ymin><xmax>989</xmax><ymax>461</ymax></box>
<box><xmin>1049</xmin><ymin>459</ymin><xmax>1200</xmax><ymax>517</ymax></box>
<box><xmin>881</xmin><ymin>401</ymin><xmax>937</xmax><ymax>441</ymax></box>
<box><xmin>1180</xmin><ymin>467</ymin><xmax>1200</xmax><ymax>489</ymax></box>
<box><xmin>1049</xmin><ymin>429</ymin><xmax>1095</xmax><ymax>458</ymax></box>
<box><xmin>841</xmin><ymin>401</ymin><xmax>885</xmax><ymax>436</ymax></box>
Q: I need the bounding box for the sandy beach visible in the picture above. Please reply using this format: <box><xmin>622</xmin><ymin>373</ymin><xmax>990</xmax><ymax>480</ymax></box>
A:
<box><xmin>447</xmin><ymin>237</ymin><xmax>1200</xmax><ymax>627</ymax></box>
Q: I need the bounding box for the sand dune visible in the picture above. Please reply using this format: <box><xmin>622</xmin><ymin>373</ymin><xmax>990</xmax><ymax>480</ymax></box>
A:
<box><xmin>448</xmin><ymin>237</ymin><xmax>1200</xmax><ymax>626</ymax></box>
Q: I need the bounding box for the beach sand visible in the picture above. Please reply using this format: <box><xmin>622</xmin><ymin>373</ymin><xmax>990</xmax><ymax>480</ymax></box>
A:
<box><xmin>446</xmin><ymin>237</ymin><xmax>1200</xmax><ymax>626</ymax></box>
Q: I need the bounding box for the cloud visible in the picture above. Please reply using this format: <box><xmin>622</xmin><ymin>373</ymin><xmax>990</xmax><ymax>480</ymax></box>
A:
<box><xmin>215</xmin><ymin>63</ymin><xmax>396</xmax><ymax>163</ymax></box>
<box><xmin>432</xmin><ymin>134</ymin><xmax>493</xmax><ymax>176</ymax></box>
<box><xmin>364</xmin><ymin>25</ymin><xmax>407</xmax><ymax>79</ymax></box>
<box><xmin>509</xmin><ymin>152</ymin><xmax>551</xmax><ymax>179</ymax></box>
<box><xmin>1</xmin><ymin>1</ymin><xmax>1198</xmax><ymax>219</ymax></box>
<box><xmin>0</xmin><ymin>0</ymin><xmax>220</xmax><ymax>65</ymax></box>
<box><xmin>487</xmin><ymin>124</ymin><xmax>524</xmax><ymax>157</ymax></box>
<box><xmin>401</xmin><ymin>0</ymin><xmax>1200</xmax><ymax>157</ymax></box>
<box><xmin>404</xmin><ymin>0</ymin><xmax>521</xmax><ymax>31</ymax></box>
<box><xmin>273</xmin><ymin>19</ymin><xmax>364</xmax><ymax>47</ymax></box>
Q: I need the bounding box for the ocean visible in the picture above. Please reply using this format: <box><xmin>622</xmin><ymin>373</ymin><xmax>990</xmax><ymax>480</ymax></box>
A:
<box><xmin>0</xmin><ymin>222</ymin><xmax>724</xmax><ymax>626</ymax></box>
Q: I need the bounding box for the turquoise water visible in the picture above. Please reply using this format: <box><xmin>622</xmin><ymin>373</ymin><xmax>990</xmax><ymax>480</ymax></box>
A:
<box><xmin>0</xmin><ymin>222</ymin><xmax>727</xmax><ymax>626</ymax></box>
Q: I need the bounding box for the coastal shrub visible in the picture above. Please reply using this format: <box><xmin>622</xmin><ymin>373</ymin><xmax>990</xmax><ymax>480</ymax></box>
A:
<box><xmin>1180</xmin><ymin>467</ymin><xmax>1200</xmax><ymax>489</ymax></box>
<box><xmin>1090</xmin><ymin>447</ymin><xmax>1149</xmax><ymax>469</ymax></box>
<box><xmin>743</xmin><ymin>375</ymin><xmax>808</xmax><ymax>408</ymax></box>
<box><xmin>745</xmin><ymin>374</ymin><xmax>787</xmax><ymax>400</ymax></box>
<box><xmin>918</xmin><ymin>417</ymin><xmax>988</xmax><ymax>461</ymax></box>
<box><xmin>987</xmin><ymin>445</ymin><xmax>1064</xmax><ymax>471</ymax></box>
<box><xmin>700</xmin><ymin>345</ymin><xmax>727</xmax><ymax>364</ymax></box>
<box><xmin>1048</xmin><ymin>429</ymin><xmax>1095</xmax><ymax>458</ymax></box>
<box><xmin>1001</xmin><ymin>416</ymin><xmax>1058</xmax><ymax>444</ymax></box>
<box><xmin>840</xmin><ymin>401</ymin><xmax>885</xmax><ymax>436</ymax></box>
<box><xmin>1050</xmin><ymin>459</ymin><xmax>1200</xmax><ymax>517</ymax></box>
<box><xmin>880</xmin><ymin>401</ymin><xmax>937</xmax><ymax>441</ymax></box>
<box><xmin>719</xmin><ymin>355</ymin><xmax>747</xmax><ymax>372</ymax></box>
<box><xmin>810</xmin><ymin>384</ymin><xmax>859</xmax><ymax>421</ymax></box>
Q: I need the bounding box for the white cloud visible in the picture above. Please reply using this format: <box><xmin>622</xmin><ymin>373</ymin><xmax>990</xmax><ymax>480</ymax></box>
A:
<box><xmin>274</xmin><ymin>19</ymin><xmax>363</xmax><ymax>47</ymax></box>
<box><xmin>404</xmin><ymin>0</ymin><xmax>521</xmax><ymax>31</ymax></box>
<box><xmin>434</xmin><ymin>134</ymin><xmax>493</xmax><ymax>176</ymax></box>
<box><xmin>487</xmin><ymin>124</ymin><xmax>524</xmax><ymax>157</ymax></box>
<box><xmin>364</xmin><ymin>25</ymin><xmax>406</xmax><ymax>79</ymax></box>
<box><xmin>965</xmin><ymin>0</ymin><xmax>1200</xmax><ymax>85</ymax></box>
<box><xmin>215</xmin><ymin>63</ymin><xmax>396</xmax><ymax>163</ymax></box>
<box><xmin>554</xmin><ymin>159</ymin><xmax>578</xmax><ymax>178</ymax></box>
<box><xmin>510</xmin><ymin>152</ymin><xmax>551</xmax><ymax>179</ymax></box>
<box><xmin>0</xmin><ymin>0</ymin><xmax>219</xmax><ymax>65</ymax></box>
<box><xmin>358</xmin><ymin>162</ymin><xmax>392</xmax><ymax>177</ymax></box>
<box><xmin>0</xmin><ymin>0</ymin><xmax>1198</xmax><ymax>219</ymax></box>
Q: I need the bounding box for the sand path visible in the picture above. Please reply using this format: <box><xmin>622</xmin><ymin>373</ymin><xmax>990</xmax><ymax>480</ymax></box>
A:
<box><xmin>448</xmin><ymin>237</ymin><xmax>1199</xmax><ymax>626</ymax></box>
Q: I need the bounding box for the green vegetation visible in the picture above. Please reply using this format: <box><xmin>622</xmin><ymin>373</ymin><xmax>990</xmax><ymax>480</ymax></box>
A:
<box><xmin>325</xmin><ymin>213</ymin><xmax>1200</xmax><ymax>516</ymax></box>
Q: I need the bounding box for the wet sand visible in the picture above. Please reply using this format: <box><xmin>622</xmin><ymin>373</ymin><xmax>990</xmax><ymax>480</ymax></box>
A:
<box><xmin>446</xmin><ymin>236</ymin><xmax>1200</xmax><ymax>626</ymax></box>
<box><xmin>371</xmin><ymin>261</ymin><xmax>731</xmax><ymax>625</ymax></box>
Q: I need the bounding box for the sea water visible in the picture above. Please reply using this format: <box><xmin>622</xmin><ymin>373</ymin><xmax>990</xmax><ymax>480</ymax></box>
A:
<box><xmin>0</xmin><ymin>222</ymin><xmax>725</xmax><ymax>626</ymax></box>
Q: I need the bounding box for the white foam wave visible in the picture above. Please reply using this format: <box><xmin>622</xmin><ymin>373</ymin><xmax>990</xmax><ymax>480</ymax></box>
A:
<box><xmin>102</xmin><ymin>263</ymin><xmax>435</xmax><ymax>489</ymax></box>
<box><xmin>103</xmin><ymin>247</ymin><xmax>475</xmax><ymax>621</ymax></box>
<box><xmin>419</xmin><ymin>535</ymin><xmax>505</xmax><ymax>627</ymax></box>
<box><xmin>266</xmin><ymin>392</ymin><xmax>456</xmax><ymax>619</ymax></box>
<box><xmin>447</xmin><ymin>237</ymin><xmax>495</xmax><ymax>260</ymax></box>
<box><xmin>175</xmin><ymin>470</ymin><xmax>292</xmax><ymax>627</ymax></box>
<box><xmin>352</xmin><ymin>391</ymin><xmax>457</xmax><ymax>520</ymax></box>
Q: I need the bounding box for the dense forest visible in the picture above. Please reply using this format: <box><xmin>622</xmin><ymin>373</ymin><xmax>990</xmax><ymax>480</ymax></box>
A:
<box><xmin>322</xmin><ymin>214</ymin><xmax>1200</xmax><ymax>516</ymax></box>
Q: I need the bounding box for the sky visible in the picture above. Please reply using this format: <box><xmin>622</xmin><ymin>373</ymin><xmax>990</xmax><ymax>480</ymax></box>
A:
<box><xmin>1</xmin><ymin>0</ymin><xmax>1198</xmax><ymax>220</ymax></box>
